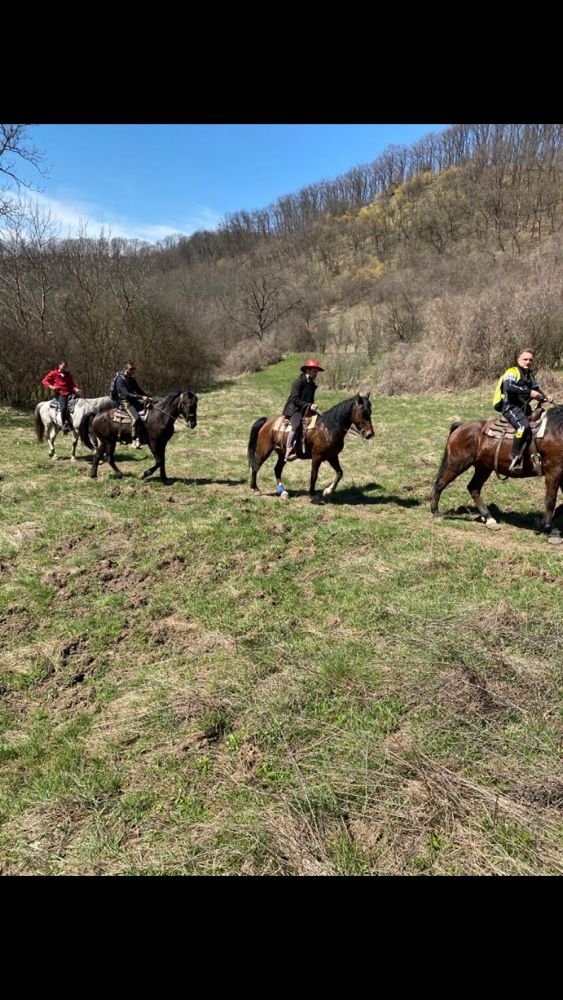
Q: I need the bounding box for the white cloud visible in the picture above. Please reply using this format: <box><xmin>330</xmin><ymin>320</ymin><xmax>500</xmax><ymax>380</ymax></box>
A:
<box><xmin>3</xmin><ymin>190</ymin><xmax>223</xmax><ymax>244</ymax></box>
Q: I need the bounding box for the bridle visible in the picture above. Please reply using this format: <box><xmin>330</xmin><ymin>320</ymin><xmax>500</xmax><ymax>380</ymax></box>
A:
<box><xmin>151</xmin><ymin>393</ymin><xmax>196</xmax><ymax>425</ymax></box>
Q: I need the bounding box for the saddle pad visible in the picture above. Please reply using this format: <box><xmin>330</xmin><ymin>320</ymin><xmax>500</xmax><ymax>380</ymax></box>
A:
<box><xmin>535</xmin><ymin>411</ymin><xmax>548</xmax><ymax>439</ymax></box>
<box><xmin>49</xmin><ymin>396</ymin><xmax>77</xmax><ymax>409</ymax></box>
<box><xmin>272</xmin><ymin>416</ymin><xmax>290</xmax><ymax>434</ymax></box>
<box><xmin>485</xmin><ymin>411</ymin><xmax>547</xmax><ymax>439</ymax></box>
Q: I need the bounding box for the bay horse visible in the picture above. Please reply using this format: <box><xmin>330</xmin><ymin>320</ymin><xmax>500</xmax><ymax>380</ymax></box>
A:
<box><xmin>431</xmin><ymin>405</ymin><xmax>563</xmax><ymax>535</ymax></box>
<box><xmin>248</xmin><ymin>394</ymin><xmax>374</xmax><ymax>500</ymax></box>
<box><xmin>34</xmin><ymin>395</ymin><xmax>111</xmax><ymax>460</ymax></box>
<box><xmin>79</xmin><ymin>389</ymin><xmax>198</xmax><ymax>482</ymax></box>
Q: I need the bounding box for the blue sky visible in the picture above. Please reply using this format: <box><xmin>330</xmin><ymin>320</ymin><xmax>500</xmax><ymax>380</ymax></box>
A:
<box><xmin>15</xmin><ymin>124</ymin><xmax>449</xmax><ymax>243</ymax></box>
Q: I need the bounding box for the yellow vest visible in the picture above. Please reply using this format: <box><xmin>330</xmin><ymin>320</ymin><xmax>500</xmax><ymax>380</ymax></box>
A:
<box><xmin>493</xmin><ymin>366</ymin><xmax>528</xmax><ymax>411</ymax></box>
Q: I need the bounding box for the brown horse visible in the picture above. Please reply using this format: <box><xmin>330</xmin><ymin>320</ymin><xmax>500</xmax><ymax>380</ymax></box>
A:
<box><xmin>431</xmin><ymin>405</ymin><xmax>563</xmax><ymax>534</ymax></box>
<box><xmin>79</xmin><ymin>389</ymin><xmax>198</xmax><ymax>482</ymax></box>
<box><xmin>248</xmin><ymin>394</ymin><xmax>374</xmax><ymax>500</ymax></box>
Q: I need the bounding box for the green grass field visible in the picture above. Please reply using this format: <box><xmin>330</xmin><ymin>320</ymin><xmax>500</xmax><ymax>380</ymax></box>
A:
<box><xmin>1</xmin><ymin>355</ymin><xmax>562</xmax><ymax>875</ymax></box>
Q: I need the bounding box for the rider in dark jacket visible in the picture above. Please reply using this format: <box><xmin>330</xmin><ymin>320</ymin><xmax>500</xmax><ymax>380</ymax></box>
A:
<box><xmin>114</xmin><ymin>362</ymin><xmax>152</xmax><ymax>447</ymax></box>
<box><xmin>282</xmin><ymin>359</ymin><xmax>324</xmax><ymax>461</ymax></box>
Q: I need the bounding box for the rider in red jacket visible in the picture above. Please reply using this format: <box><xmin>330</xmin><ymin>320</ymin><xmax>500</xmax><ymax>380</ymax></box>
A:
<box><xmin>41</xmin><ymin>360</ymin><xmax>81</xmax><ymax>431</ymax></box>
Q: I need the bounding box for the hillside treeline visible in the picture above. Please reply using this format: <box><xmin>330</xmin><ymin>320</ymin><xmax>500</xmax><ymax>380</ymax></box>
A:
<box><xmin>1</xmin><ymin>123</ymin><xmax>562</xmax><ymax>404</ymax></box>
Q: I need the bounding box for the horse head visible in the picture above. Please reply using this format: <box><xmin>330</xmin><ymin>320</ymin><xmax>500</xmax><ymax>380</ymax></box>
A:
<box><xmin>351</xmin><ymin>393</ymin><xmax>374</xmax><ymax>439</ymax></box>
<box><xmin>179</xmin><ymin>390</ymin><xmax>198</xmax><ymax>429</ymax></box>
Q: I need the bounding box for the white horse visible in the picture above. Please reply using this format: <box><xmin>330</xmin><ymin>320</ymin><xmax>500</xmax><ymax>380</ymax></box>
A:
<box><xmin>34</xmin><ymin>395</ymin><xmax>112</xmax><ymax>460</ymax></box>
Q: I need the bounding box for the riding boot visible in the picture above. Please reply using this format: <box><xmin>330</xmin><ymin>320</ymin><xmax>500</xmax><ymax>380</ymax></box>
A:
<box><xmin>508</xmin><ymin>432</ymin><xmax>525</xmax><ymax>472</ymax></box>
<box><xmin>285</xmin><ymin>430</ymin><xmax>297</xmax><ymax>461</ymax></box>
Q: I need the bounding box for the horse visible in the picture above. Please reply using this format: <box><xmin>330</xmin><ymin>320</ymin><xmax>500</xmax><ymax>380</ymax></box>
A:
<box><xmin>247</xmin><ymin>394</ymin><xmax>374</xmax><ymax>500</ymax></box>
<box><xmin>431</xmin><ymin>405</ymin><xmax>563</xmax><ymax>536</ymax></box>
<box><xmin>34</xmin><ymin>395</ymin><xmax>112</xmax><ymax>460</ymax></box>
<box><xmin>79</xmin><ymin>389</ymin><xmax>198</xmax><ymax>482</ymax></box>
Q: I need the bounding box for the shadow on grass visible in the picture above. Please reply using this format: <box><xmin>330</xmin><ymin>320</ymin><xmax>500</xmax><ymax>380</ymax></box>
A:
<box><xmin>283</xmin><ymin>481</ymin><xmax>421</xmax><ymax>507</ymax></box>
<box><xmin>440</xmin><ymin>501</ymin><xmax>563</xmax><ymax>532</ymax></box>
<box><xmin>163</xmin><ymin>476</ymin><xmax>247</xmax><ymax>487</ymax></box>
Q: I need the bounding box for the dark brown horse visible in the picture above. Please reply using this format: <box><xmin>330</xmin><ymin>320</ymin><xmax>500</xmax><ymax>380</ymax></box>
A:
<box><xmin>248</xmin><ymin>395</ymin><xmax>374</xmax><ymax>500</ymax></box>
<box><xmin>431</xmin><ymin>405</ymin><xmax>563</xmax><ymax>534</ymax></box>
<box><xmin>79</xmin><ymin>390</ymin><xmax>198</xmax><ymax>482</ymax></box>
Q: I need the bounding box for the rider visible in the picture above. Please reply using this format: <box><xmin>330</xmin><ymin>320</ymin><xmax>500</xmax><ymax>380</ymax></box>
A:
<box><xmin>114</xmin><ymin>362</ymin><xmax>152</xmax><ymax>448</ymax></box>
<box><xmin>493</xmin><ymin>348</ymin><xmax>553</xmax><ymax>472</ymax></box>
<box><xmin>41</xmin><ymin>360</ymin><xmax>81</xmax><ymax>432</ymax></box>
<box><xmin>282</xmin><ymin>359</ymin><xmax>324</xmax><ymax>461</ymax></box>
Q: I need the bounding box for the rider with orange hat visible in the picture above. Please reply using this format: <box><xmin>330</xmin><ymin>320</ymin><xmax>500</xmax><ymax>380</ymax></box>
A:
<box><xmin>282</xmin><ymin>359</ymin><xmax>324</xmax><ymax>461</ymax></box>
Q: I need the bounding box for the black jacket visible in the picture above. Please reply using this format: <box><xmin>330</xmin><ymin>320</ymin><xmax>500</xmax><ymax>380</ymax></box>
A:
<box><xmin>501</xmin><ymin>366</ymin><xmax>542</xmax><ymax>413</ymax></box>
<box><xmin>115</xmin><ymin>372</ymin><xmax>148</xmax><ymax>405</ymax></box>
<box><xmin>283</xmin><ymin>374</ymin><xmax>317</xmax><ymax>418</ymax></box>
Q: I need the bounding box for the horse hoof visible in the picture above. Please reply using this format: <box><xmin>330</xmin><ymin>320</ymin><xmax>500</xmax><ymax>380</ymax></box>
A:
<box><xmin>322</xmin><ymin>489</ymin><xmax>333</xmax><ymax>498</ymax></box>
<box><xmin>431</xmin><ymin>511</ymin><xmax>443</xmax><ymax>519</ymax></box>
<box><xmin>548</xmin><ymin>530</ymin><xmax>562</xmax><ymax>545</ymax></box>
<box><xmin>485</xmin><ymin>517</ymin><xmax>501</xmax><ymax>531</ymax></box>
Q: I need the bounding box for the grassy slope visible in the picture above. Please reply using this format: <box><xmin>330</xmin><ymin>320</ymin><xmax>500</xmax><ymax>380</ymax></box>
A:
<box><xmin>0</xmin><ymin>355</ymin><xmax>561</xmax><ymax>875</ymax></box>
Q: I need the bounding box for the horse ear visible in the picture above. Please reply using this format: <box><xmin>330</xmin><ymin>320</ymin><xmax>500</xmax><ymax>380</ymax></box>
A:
<box><xmin>366</xmin><ymin>392</ymin><xmax>371</xmax><ymax>400</ymax></box>
<box><xmin>356</xmin><ymin>394</ymin><xmax>362</xmax><ymax>403</ymax></box>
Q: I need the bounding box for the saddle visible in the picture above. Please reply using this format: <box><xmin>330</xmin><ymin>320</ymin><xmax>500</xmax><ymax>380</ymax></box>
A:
<box><xmin>484</xmin><ymin>409</ymin><xmax>547</xmax><ymax>477</ymax></box>
<box><xmin>273</xmin><ymin>413</ymin><xmax>318</xmax><ymax>454</ymax></box>
<box><xmin>111</xmin><ymin>410</ymin><xmax>133</xmax><ymax>426</ymax></box>
<box><xmin>483</xmin><ymin>408</ymin><xmax>547</xmax><ymax>440</ymax></box>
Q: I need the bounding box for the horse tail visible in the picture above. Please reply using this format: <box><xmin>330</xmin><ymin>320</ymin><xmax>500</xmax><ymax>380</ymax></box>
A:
<box><xmin>434</xmin><ymin>421</ymin><xmax>463</xmax><ymax>484</ymax></box>
<box><xmin>34</xmin><ymin>404</ymin><xmax>45</xmax><ymax>442</ymax></box>
<box><xmin>248</xmin><ymin>417</ymin><xmax>268</xmax><ymax>471</ymax></box>
<box><xmin>79</xmin><ymin>411</ymin><xmax>95</xmax><ymax>450</ymax></box>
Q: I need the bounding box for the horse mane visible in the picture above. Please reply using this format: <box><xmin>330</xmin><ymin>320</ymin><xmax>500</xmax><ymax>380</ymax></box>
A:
<box><xmin>156</xmin><ymin>389</ymin><xmax>184</xmax><ymax>407</ymax></box>
<box><xmin>318</xmin><ymin>396</ymin><xmax>361</xmax><ymax>432</ymax></box>
<box><xmin>546</xmin><ymin>405</ymin><xmax>563</xmax><ymax>433</ymax></box>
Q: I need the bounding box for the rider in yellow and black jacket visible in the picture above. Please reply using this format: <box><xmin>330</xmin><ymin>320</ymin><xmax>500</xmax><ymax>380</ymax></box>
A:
<box><xmin>493</xmin><ymin>349</ymin><xmax>552</xmax><ymax>471</ymax></box>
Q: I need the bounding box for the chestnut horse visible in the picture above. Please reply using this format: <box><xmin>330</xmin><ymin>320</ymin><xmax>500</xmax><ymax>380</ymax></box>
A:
<box><xmin>248</xmin><ymin>394</ymin><xmax>374</xmax><ymax>500</ymax></box>
<box><xmin>431</xmin><ymin>405</ymin><xmax>563</xmax><ymax>534</ymax></box>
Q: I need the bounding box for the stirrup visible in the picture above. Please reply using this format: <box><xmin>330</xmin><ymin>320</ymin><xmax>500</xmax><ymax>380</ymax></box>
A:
<box><xmin>508</xmin><ymin>454</ymin><xmax>523</xmax><ymax>472</ymax></box>
<box><xmin>285</xmin><ymin>449</ymin><xmax>297</xmax><ymax>462</ymax></box>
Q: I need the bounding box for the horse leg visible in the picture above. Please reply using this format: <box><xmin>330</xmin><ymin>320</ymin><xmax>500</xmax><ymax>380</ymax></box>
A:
<box><xmin>323</xmin><ymin>456</ymin><xmax>343</xmax><ymax>498</ymax></box>
<box><xmin>141</xmin><ymin>442</ymin><xmax>162</xmax><ymax>480</ymax></box>
<box><xmin>274</xmin><ymin>452</ymin><xmax>285</xmax><ymax>482</ymax></box>
<box><xmin>250</xmin><ymin>435</ymin><xmax>274</xmax><ymax>491</ymax></box>
<box><xmin>71</xmin><ymin>429</ymin><xmax>78</xmax><ymax>461</ymax></box>
<box><xmin>48</xmin><ymin>426</ymin><xmax>57</xmax><ymax>459</ymax></box>
<box><xmin>541</xmin><ymin>468</ymin><xmax>562</xmax><ymax>533</ymax></box>
<box><xmin>107</xmin><ymin>441</ymin><xmax>124</xmax><ymax>479</ymax></box>
<box><xmin>90</xmin><ymin>441</ymin><xmax>106</xmax><ymax>479</ymax></box>
<box><xmin>467</xmin><ymin>465</ymin><xmax>498</xmax><ymax>527</ymax></box>
<box><xmin>309</xmin><ymin>456</ymin><xmax>322</xmax><ymax>501</ymax></box>
<box><xmin>159</xmin><ymin>446</ymin><xmax>170</xmax><ymax>484</ymax></box>
<box><xmin>431</xmin><ymin>457</ymin><xmax>474</xmax><ymax>517</ymax></box>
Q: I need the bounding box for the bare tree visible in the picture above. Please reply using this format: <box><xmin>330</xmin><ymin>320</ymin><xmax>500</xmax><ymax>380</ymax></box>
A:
<box><xmin>0</xmin><ymin>125</ymin><xmax>45</xmax><ymax>221</ymax></box>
